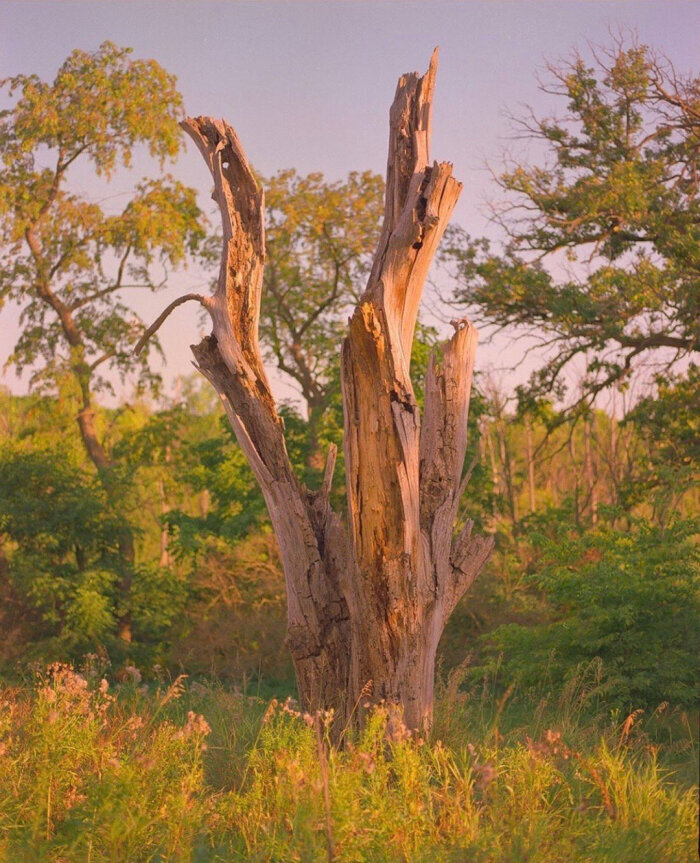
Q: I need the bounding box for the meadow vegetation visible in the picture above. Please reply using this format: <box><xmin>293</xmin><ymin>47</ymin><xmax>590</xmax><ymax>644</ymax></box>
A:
<box><xmin>0</xmin><ymin>663</ymin><xmax>696</xmax><ymax>862</ymax></box>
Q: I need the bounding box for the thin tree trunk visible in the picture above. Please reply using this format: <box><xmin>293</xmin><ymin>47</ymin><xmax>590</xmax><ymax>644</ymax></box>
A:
<box><xmin>158</xmin><ymin>482</ymin><xmax>171</xmax><ymax>568</ymax></box>
<box><xmin>608</xmin><ymin>389</ymin><xmax>620</xmax><ymax>513</ymax></box>
<box><xmin>158</xmin><ymin>446</ymin><xmax>173</xmax><ymax>568</ymax></box>
<box><xmin>526</xmin><ymin>420</ymin><xmax>536</xmax><ymax>514</ymax></box>
<box><xmin>484</xmin><ymin>422</ymin><xmax>500</xmax><ymax>499</ymax></box>
<box><xmin>143</xmin><ymin>52</ymin><xmax>492</xmax><ymax>731</ymax></box>
<box><xmin>497</xmin><ymin>419</ymin><xmax>518</xmax><ymax>524</ymax></box>
<box><xmin>584</xmin><ymin>416</ymin><xmax>598</xmax><ymax>525</ymax></box>
<box><xmin>569</xmin><ymin>435</ymin><xmax>581</xmax><ymax>526</ymax></box>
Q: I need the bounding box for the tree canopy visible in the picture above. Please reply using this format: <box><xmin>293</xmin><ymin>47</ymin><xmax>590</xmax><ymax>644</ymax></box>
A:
<box><xmin>0</xmin><ymin>42</ymin><xmax>213</xmax><ymax>642</ymax></box>
<box><xmin>441</xmin><ymin>36</ymin><xmax>699</xmax><ymax>410</ymax></box>
<box><xmin>0</xmin><ymin>41</ymin><xmax>210</xmax><ymax>400</ymax></box>
<box><xmin>260</xmin><ymin>169</ymin><xmax>384</xmax><ymax>421</ymax></box>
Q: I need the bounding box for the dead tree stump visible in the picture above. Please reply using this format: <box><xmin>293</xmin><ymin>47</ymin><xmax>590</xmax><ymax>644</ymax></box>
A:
<box><xmin>139</xmin><ymin>50</ymin><xmax>493</xmax><ymax>732</ymax></box>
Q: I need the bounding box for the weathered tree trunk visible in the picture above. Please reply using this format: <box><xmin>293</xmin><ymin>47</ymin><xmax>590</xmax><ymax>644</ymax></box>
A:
<box><xmin>339</xmin><ymin>55</ymin><xmax>492</xmax><ymax>729</ymax></box>
<box><xmin>140</xmin><ymin>51</ymin><xmax>492</xmax><ymax>731</ymax></box>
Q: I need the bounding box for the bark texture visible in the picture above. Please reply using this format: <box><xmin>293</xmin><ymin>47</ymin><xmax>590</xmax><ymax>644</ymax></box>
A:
<box><xmin>145</xmin><ymin>51</ymin><xmax>492</xmax><ymax>731</ymax></box>
<box><xmin>340</xmin><ymin>53</ymin><xmax>492</xmax><ymax>728</ymax></box>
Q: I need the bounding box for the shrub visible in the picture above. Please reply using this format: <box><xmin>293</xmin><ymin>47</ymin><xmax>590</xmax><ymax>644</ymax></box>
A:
<box><xmin>479</xmin><ymin>516</ymin><xmax>700</xmax><ymax>709</ymax></box>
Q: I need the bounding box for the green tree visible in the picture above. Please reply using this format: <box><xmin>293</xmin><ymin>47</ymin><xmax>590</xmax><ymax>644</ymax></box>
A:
<box><xmin>260</xmin><ymin>169</ymin><xmax>384</xmax><ymax>465</ymax></box>
<box><xmin>0</xmin><ymin>43</ymin><xmax>210</xmax><ymax>640</ymax></box>
<box><xmin>441</xmin><ymin>36</ymin><xmax>699</xmax><ymax>410</ymax></box>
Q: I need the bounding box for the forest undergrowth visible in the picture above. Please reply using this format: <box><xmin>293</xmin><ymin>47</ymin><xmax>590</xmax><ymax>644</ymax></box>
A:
<box><xmin>0</xmin><ymin>662</ymin><xmax>696</xmax><ymax>862</ymax></box>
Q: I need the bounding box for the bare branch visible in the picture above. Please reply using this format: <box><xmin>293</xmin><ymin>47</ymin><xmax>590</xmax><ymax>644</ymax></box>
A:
<box><xmin>134</xmin><ymin>293</ymin><xmax>207</xmax><ymax>356</ymax></box>
<box><xmin>89</xmin><ymin>349</ymin><xmax>117</xmax><ymax>372</ymax></box>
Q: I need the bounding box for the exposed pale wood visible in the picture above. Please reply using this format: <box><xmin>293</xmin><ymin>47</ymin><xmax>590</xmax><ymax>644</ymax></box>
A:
<box><xmin>141</xmin><ymin>53</ymin><xmax>492</xmax><ymax>733</ymax></box>
<box><xmin>179</xmin><ymin>117</ymin><xmax>351</xmax><ymax>716</ymax></box>
<box><xmin>422</xmin><ymin>320</ymin><xmax>494</xmax><ymax>619</ymax></box>
<box><xmin>340</xmin><ymin>53</ymin><xmax>489</xmax><ymax>731</ymax></box>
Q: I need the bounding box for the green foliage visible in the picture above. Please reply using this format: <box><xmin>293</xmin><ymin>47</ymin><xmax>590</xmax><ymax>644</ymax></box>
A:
<box><xmin>620</xmin><ymin>365</ymin><xmax>699</xmax><ymax>514</ymax></box>
<box><xmin>0</xmin><ymin>394</ymin><xmax>195</xmax><ymax>662</ymax></box>
<box><xmin>0</xmin><ymin>441</ymin><xmax>123</xmax><ymax>651</ymax></box>
<box><xmin>167</xmin><ymin>414</ymin><xmax>266</xmax><ymax>553</ymax></box>
<box><xmin>0</xmin><ymin>41</ymin><xmax>211</xmax><ymax>396</ymax></box>
<box><xmin>480</xmin><ymin>514</ymin><xmax>700</xmax><ymax>708</ymax></box>
<box><xmin>129</xmin><ymin>562</ymin><xmax>190</xmax><ymax>656</ymax></box>
<box><xmin>1</xmin><ymin>41</ymin><xmax>182</xmax><ymax>177</ymax></box>
<box><xmin>0</xmin><ymin>41</ymin><xmax>215</xmax><ymax>652</ymax></box>
<box><xmin>441</xmin><ymin>36</ymin><xmax>699</xmax><ymax>408</ymax></box>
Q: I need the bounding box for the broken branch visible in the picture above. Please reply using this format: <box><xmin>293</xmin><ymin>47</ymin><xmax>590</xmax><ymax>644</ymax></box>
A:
<box><xmin>134</xmin><ymin>293</ymin><xmax>207</xmax><ymax>356</ymax></box>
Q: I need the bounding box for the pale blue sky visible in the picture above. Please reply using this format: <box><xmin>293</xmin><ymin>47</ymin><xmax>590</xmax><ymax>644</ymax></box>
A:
<box><xmin>1</xmin><ymin>1</ymin><xmax>698</xmax><ymax>403</ymax></box>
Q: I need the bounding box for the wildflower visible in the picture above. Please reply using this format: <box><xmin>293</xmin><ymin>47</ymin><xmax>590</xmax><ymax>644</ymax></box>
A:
<box><xmin>385</xmin><ymin>709</ymin><xmax>411</xmax><ymax>743</ymax></box>
<box><xmin>526</xmin><ymin>729</ymin><xmax>574</xmax><ymax>761</ymax></box>
<box><xmin>60</xmin><ymin>667</ymin><xmax>88</xmax><ymax>693</ymax></box>
<box><xmin>282</xmin><ymin>697</ymin><xmax>301</xmax><ymax>718</ymax></box>
<box><xmin>123</xmin><ymin>664</ymin><xmax>142</xmax><ymax>684</ymax></box>
<box><xmin>475</xmin><ymin>762</ymin><xmax>497</xmax><ymax>791</ymax></box>
<box><xmin>181</xmin><ymin>711</ymin><xmax>211</xmax><ymax>738</ymax></box>
<box><xmin>125</xmin><ymin>715</ymin><xmax>145</xmax><ymax>738</ymax></box>
<box><xmin>262</xmin><ymin>698</ymin><xmax>279</xmax><ymax>724</ymax></box>
<box><xmin>49</xmin><ymin>666</ymin><xmax>89</xmax><ymax>697</ymax></box>
<box><xmin>359</xmin><ymin>751</ymin><xmax>375</xmax><ymax>774</ymax></box>
<box><xmin>64</xmin><ymin>785</ymin><xmax>87</xmax><ymax>810</ymax></box>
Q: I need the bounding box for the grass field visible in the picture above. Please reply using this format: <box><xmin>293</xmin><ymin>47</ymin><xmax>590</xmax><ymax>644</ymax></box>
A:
<box><xmin>0</xmin><ymin>664</ymin><xmax>696</xmax><ymax>862</ymax></box>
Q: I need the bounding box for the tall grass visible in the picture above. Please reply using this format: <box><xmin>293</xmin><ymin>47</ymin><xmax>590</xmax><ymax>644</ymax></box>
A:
<box><xmin>0</xmin><ymin>665</ymin><xmax>696</xmax><ymax>862</ymax></box>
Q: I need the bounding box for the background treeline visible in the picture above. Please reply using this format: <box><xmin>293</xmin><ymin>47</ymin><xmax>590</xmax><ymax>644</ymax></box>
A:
<box><xmin>1</xmin><ymin>364</ymin><xmax>696</xmax><ymax>710</ymax></box>
<box><xmin>0</xmin><ymin>35</ymin><xmax>698</xmax><ymax>719</ymax></box>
